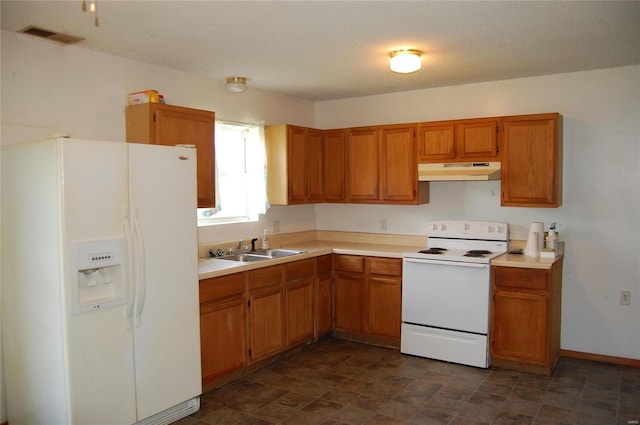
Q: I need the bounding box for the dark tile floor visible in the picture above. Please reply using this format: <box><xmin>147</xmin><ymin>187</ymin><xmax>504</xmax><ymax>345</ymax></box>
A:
<box><xmin>177</xmin><ymin>338</ymin><xmax>640</xmax><ymax>425</ymax></box>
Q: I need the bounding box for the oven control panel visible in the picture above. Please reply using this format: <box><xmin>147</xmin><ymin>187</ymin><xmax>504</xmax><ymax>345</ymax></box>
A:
<box><xmin>427</xmin><ymin>220</ymin><xmax>508</xmax><ymax>241</ymax></box>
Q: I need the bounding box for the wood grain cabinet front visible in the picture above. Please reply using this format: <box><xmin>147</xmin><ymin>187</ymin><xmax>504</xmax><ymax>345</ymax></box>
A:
<box><xmin>248</xmin><ymin>265</ymin><xmax>285</xmax><ymax>362</ymax></box>
<box><xmin>265</xmin><ymin>124</ymin><xmax>323</xmax><ymax>205</ymax></box>
<box><xmin>126</xmin><ymin>103</ymin><xmax>215</xmax><ymax>208</ymax></box>
<box><xmin>501</xmin><ymin>113</ymin><xmax>562</xmax><ymax>207</ymax></box>
<box><xmin>417</xmin><ymin>117</ymin><xmax>499</xmax><ymax>163</ymax></box>
<box><xmin>490</xmin><ymin>260</ymin><xmax>563</xmax><ymax>375</ymax></box>
<box><xmin>284</xmin><ymin>259</ymin><xmax>316</xmax><ymax>347</ymax></box>
<box><xmin>199</xmin><ymin>273</ymin><xmax>247</xmax><ymax>385</ymax></box>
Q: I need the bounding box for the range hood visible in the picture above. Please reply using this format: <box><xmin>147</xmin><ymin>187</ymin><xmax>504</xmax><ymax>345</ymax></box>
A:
<box><xmin>418</xmin><ymin>162</ymin><xmax>501</xmax><ymax>181</ymax></box>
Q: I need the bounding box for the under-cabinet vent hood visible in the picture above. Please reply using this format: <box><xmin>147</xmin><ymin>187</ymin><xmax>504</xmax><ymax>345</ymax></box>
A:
<box><xmin>418</xmin><ymin>162</ymin><xmax>501</xmax><ymax>181</ymax></box>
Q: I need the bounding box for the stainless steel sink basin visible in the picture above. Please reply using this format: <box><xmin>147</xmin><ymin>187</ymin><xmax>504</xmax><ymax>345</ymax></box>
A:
<box><xmin>253</xmin><ymin>249</ymin><xmax>306</xmax><ymax>258</ymax></box>
<box><xmin>216</xmin><ymin>248</ymin><xmax>306</xmax><ymax>263</ymax></box>
<box><xmin>221</xmin><ymin>253</ymin><xmax>271</xmax><ymax>262</ymax></box>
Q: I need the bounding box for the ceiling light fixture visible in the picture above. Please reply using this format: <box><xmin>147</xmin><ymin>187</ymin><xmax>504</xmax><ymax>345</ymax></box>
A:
<box><xmin>81</xmin><ymin>0</ymin><xmax>99</xmax><ymax>27</ymax></box>
<box><xmin>389</xmin><ymin>49</ymin><xmax>422</xmax><ymax>74</ymax></box>
<box><xmin>226</xmin><ymin>77</ymin><xmax>247</xmax><ymax>94</ymax></box>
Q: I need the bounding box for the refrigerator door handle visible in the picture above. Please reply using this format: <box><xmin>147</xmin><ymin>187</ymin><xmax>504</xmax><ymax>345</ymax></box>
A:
<box><xmin>132</xmin><ymin>208</ymin><xmax>147</xmax><ymax>326</ymax></box>
<box><xmin>123</xmin><ymin>211</ymin><xmax>136</xmax><ymax>324</ymax></box>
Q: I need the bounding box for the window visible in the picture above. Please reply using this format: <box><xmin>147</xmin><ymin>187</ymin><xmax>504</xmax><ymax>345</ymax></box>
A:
<box><xmin>197</xmin><ymin>121</ymin><xmax>269</xmax><ymax>226</ymax></box>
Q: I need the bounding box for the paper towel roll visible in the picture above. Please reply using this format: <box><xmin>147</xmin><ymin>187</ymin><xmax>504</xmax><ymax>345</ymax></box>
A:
<box><xmin>529</xmin><ymin>222</ymin><xmax>545</xmax><ymax>249</ymax></box>
<box><xmin>524</xmin><ymin>231</ymin><xmax>540</xmax><ymax>257</ymax></box>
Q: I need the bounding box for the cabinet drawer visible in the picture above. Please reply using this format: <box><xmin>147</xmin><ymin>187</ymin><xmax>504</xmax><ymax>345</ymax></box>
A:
<box><xmin>317</xmin><ymin>254</ymin><xmax>333</xmax><ymax>274</ymax></box>
<box><xmin>200</xmin><ymin>273</ymin><xmax>246</xmax><ymax>304</ymax></box>
<box><xmin>286</xmin><ymin>259</ymin><xmax>316</xmax><ymax>281</ymax></box>
<box><xmin>494</xmin><ymin>267</ymin><xmax>548</xmax><ymax>291</ymax></box>
<box><xmin>334</xmin><ymin>255</ymin><xmax>364</xmax><ymax>273</ymax></box>
<box><xmin>368</xmin><ymin>257</ymin><xmax>402</xmax><ymax>276</ymax></box>
<box><xmin>249</xmin><ymin>265</ymin><xmax>284</xmax><ymax>290</ymax></box>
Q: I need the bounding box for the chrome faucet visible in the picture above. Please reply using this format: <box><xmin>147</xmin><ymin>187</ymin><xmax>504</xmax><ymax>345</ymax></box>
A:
<box><xmin>237</xmin><ymin>239</ymin><xmax>244</xmax><ymax>252</ymax></box>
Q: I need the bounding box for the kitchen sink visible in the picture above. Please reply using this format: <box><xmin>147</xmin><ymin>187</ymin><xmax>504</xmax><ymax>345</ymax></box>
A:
<box><xmin>221</xmin><ymin>253</ymin><xmax>271</xmax><ymax>262</ymax></box>
<box><xmin>218</xmin><ymin>249</ymin><xmax>306</xmax><ymax>263</ymax></box>
<box><xmin>252</xmin><ymin>249</ymin><xmax>307</xmax><ymax>257</ymax></box>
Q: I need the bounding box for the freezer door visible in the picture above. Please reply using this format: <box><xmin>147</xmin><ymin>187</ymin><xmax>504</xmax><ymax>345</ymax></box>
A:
<box><xmin>63</xmin><ymin>139</ymin><xmax>137</xmax><ymax>424</ymax></box>
<box><xmin>128</xmin><ymin>143</ymin><xmax>202</xmax><ymax>421</ymax></box>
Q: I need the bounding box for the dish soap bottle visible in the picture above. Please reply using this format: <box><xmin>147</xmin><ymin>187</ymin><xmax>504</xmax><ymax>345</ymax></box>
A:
<box><xmin>261</xmin><ymin>229</ymin><xmax>270</xmax><ymax>250</ymax></box>
<box><xmin>545</xmin><ymin>223</ymin><xmax>558</xmax><ymax>252</ymax></box>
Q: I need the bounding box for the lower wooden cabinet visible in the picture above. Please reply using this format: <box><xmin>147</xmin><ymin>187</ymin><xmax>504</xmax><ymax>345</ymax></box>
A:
<box><xmin>315</xmin><ymin>255</ymin><xmax>333</xmax><ymax>336</ymax></box>
<box><xmin>490</xmin><ymin>260</ymin><xmax>563</xmax><ymax>375</ymax></box>
<box><xmin>334</xmin><ymin>255</ymin><xmax>402</xmax><ymax>341</ymax></box>
<box><xmin>285</xmin><ymin>259</ymin><xmax>315</xmax><ymax>347</ymax></box>
<box><xmin>248</xmin><ymin>265</ymin><xmax>285</xmax><ymax>362</ymax></box>
<box><xmin>368</xmin><ymin>258</ymin><xmax>402</xmax><ymax>339</ymax></box>
<box><xmin>199</xmin><ymin>273</ymin><xmax>247</xmax><ymax>385</ymax></box>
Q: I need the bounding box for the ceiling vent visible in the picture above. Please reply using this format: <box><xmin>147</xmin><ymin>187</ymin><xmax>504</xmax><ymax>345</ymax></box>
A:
<box><xmin>20</xmin><ymin>26</ymin><xmax>84</xmax><ymax>44</ymax></box>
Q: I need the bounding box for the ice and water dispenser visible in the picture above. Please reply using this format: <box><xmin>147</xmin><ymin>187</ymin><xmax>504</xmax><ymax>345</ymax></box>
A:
<box><xmin>69</xmin><ymin>238</ymin><xmax>127</xmax><ymax>313</ymax></box>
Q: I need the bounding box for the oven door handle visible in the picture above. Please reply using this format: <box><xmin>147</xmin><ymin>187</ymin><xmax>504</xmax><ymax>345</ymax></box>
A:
<box><xmin>403</xmin><ymin>258</ymin><xmax>488</xmax><ymax>268</ymax></box>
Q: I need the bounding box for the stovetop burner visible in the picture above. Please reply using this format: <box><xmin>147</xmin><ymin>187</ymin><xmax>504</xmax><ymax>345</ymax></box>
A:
<box><xmin>463</xmin><ymin>249</ymin><xmax>493</xmax><ymax>258</ymax></box>
<box><xmin>418</xmin><ymin>247</ymin><xmax>448</xmax><ymax>254</ymax></box>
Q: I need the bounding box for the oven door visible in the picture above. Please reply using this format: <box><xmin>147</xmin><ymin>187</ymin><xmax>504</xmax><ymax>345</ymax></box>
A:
<box><xmin>402</xmin><ymin>257</ymin><xmax>491</xmax><ymax>334</ymax></box>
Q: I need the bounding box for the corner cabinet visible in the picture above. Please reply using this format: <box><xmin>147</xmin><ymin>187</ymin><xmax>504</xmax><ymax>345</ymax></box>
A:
<box><xmin>490</xmin><ymin>260</ymin><xmax>563</xmax><ymax>375</ymax></box>
<box><xmin>501</xmin><ymin>113</ymin><xmax>562</xmax><ymax>207</ymax></box>
<box><xmin>126</xmin><ymin>103</ymin><xmax>215</xmax><ymax>208</ymax></box>
<box><xmin>265</xmin><ymin>124</ymin><xmax>323</xmax><ymax>205</ymax></box>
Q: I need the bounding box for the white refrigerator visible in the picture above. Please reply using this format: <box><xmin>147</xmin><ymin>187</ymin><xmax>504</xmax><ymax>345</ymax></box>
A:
<box><xmin>1</xmin><ymin>138</ymin><xmax>202</xmax><ymax>425</ymax></box>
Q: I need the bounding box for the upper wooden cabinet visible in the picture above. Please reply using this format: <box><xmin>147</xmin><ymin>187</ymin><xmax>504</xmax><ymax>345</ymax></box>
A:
<box><xmin>346</xmin><ymin>125</ymin><xmax>428</xmax><ymax>205</ymax></box>
<box><xmin>417</xmin><ymin>117</ymin><xmax>499</xmax><ymax>163</ymax></box>
<box><xmin>346</xmin><ymin>127</ymin><xmax>380</xmax><ymax>202</ymax></box>
<box><xmin>323</xmin><ymin>129</ymin><xmax>346</xmax><ymax>202</ymax></box>
<box><xmin>380</xmin><ymin>124</ymin><xmax>428</xmax><ymax>204</ymax></box>
<box><xmin>126</xmin><ymin>103</ymin><xmax>215</xmax><ymax>208</ymax></box>
<box><xmin>265</xmin><ymin>124</ymin><xmax>323</xmax><ymax>205</ymax></box>
<box><xmin>501</xmin><ymin>113</ymin><xmax>562</xmax><ymax>207</ymax></box>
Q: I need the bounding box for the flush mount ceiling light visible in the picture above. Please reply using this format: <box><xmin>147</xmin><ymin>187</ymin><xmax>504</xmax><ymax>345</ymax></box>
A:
<box><xmin>389</xmin><ymin>49</ymin><xmax>422</xmax><ymax>73</ymax></box>
<box><xmin>226</xmin><ymin>77</ymin><xmax>247</xmax><ymax>94</ymax></box>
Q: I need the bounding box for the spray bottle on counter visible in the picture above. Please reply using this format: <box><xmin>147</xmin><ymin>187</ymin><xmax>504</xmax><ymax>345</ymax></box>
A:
<box><xmin>261</xmin><ymin>229</ymin><xmax>270</xmax><ymax>250</ymax></box>
<box><xmin>545</xmin><ymin>223</ymin><xmax>558</xmax><ymax>252</ymax></box>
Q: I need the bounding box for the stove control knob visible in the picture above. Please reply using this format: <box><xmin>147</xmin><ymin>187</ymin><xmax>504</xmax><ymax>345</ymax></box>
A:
<box><xmin>488</xmin><ymin>226</ymin><xmax>494</xmax><ymax>233</ymax></box>
<box><xmin>441</xmin><ymin>224</ymin><xmax>446</xmax><ymax>231</ymax></box>
<box><xmin>464</xmin><ymin>223</ymin><xmax>470</xmax><ymax>230</ymax></box>
<box><xmin>431</xmin><ymin>224</ymin><xmax>438</xmax><ymax>231</ymax></box>
<box><xmin>498</xmin><ymin>226</ymin><xmax>505</xmax><ymax>234</ymax></box>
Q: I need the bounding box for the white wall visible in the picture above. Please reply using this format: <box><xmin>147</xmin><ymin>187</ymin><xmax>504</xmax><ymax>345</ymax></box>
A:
<box><xmin>315</xmin><ymin>65</ymin><xmax>640</xmax><ymax>360</ymax></box>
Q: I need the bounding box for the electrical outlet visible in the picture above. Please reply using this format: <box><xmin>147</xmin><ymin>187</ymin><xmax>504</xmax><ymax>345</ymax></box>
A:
<box><xmin>621</xmin><ymin>290</ymin><xmax>631</xmax><ymax>306</ymax></box>
<box><xmin>380</xmin><ymin>218</ymin><xmax>387</xmax><ymax>231</ymax></box>
<box><xmin>272</xmin><ymin>220</ymin><xmax>280</xmax><ymax>233</ymax></box>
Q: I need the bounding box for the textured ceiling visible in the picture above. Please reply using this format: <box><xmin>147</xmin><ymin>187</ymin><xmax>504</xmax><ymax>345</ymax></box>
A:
<box><xmin>2</xmin><ymin>1</ymin><xmax>640</xmax><ymax>101</ymax></box>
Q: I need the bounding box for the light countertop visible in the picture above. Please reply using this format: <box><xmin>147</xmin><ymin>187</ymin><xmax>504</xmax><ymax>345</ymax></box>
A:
<box><xmin>198</xmin><ymin>235</ymin><xmax>563</xmax><ymax>280</ymax></box>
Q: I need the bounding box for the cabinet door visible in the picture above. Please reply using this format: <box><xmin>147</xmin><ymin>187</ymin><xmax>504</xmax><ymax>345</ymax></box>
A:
<box><xmin>287</xmin><ymin>125</ymin><xmax>308</xmax><ymax>204</ymax></box>
<box><xmin>126</xmin><ymin>104</ymin><xmax>215</xmax><ymax>208</ymax></box>
<box><xmin>154</xmin><ymin>107</ymin><xmax>215</xmax><ymax>209</ymax></box>
<box><xmin>285</xmin><ymin>278</ymin><xmax>314</xmax><ymax>346</ymax></box>
<box><xmin>417</xmin><ymin>122</ymin><xmax>456</xmax><ymax>162</ymax></box>
<box><xmin>249</xmin><ymin>287</ymin><xmax>284</xmax><ymax>362</ymax></box>
<box><xmin>491</xmin><ymin>289</ymin><xmax>548</xmax><ymax>365</ymax></box>
<box><xmin>346</xmin><ymin>128</ymin><xmax>379</xmax><ymax>201</ymax></box>
<box><xmin>200</xmin><ymin>296</ymin><xmax>247</xmax><ymax>384</ymax></box>
<box><xmin>316</xmin><ymin>272</ymin><xmax>333</xmax><ymax>336</ymax></box>
<box><xmin>368</xmin><ymin>276</ymin><xmax>401</xmax><ymax>339</ymax></box>
<box><xmin>501</xmin><ymin>114</ymin><xmax>562</xmax><ymax>207</ymax></box>
<box><xmin>334</xmin><ymin>273</ymin><xmax>365</xmax><ymax>332</ymax></box>
<box><xmin>380</xmin><ymin>125</ymin><xmax>417</xmax><ymax>202</ymax></box>
<box><xmin>323</xmin><ymin>129</ymin><xmax>346</xmax><ymax>202</ymax></box>
<box><xmin>307</xmin><ymin>129</ymin><xmax>324</xmax><ymax>203</ymax></box>
<box><xmin>456</xmin><ymin>119</ymin><xmax>499</xmax><ymax>160</ymax></box>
